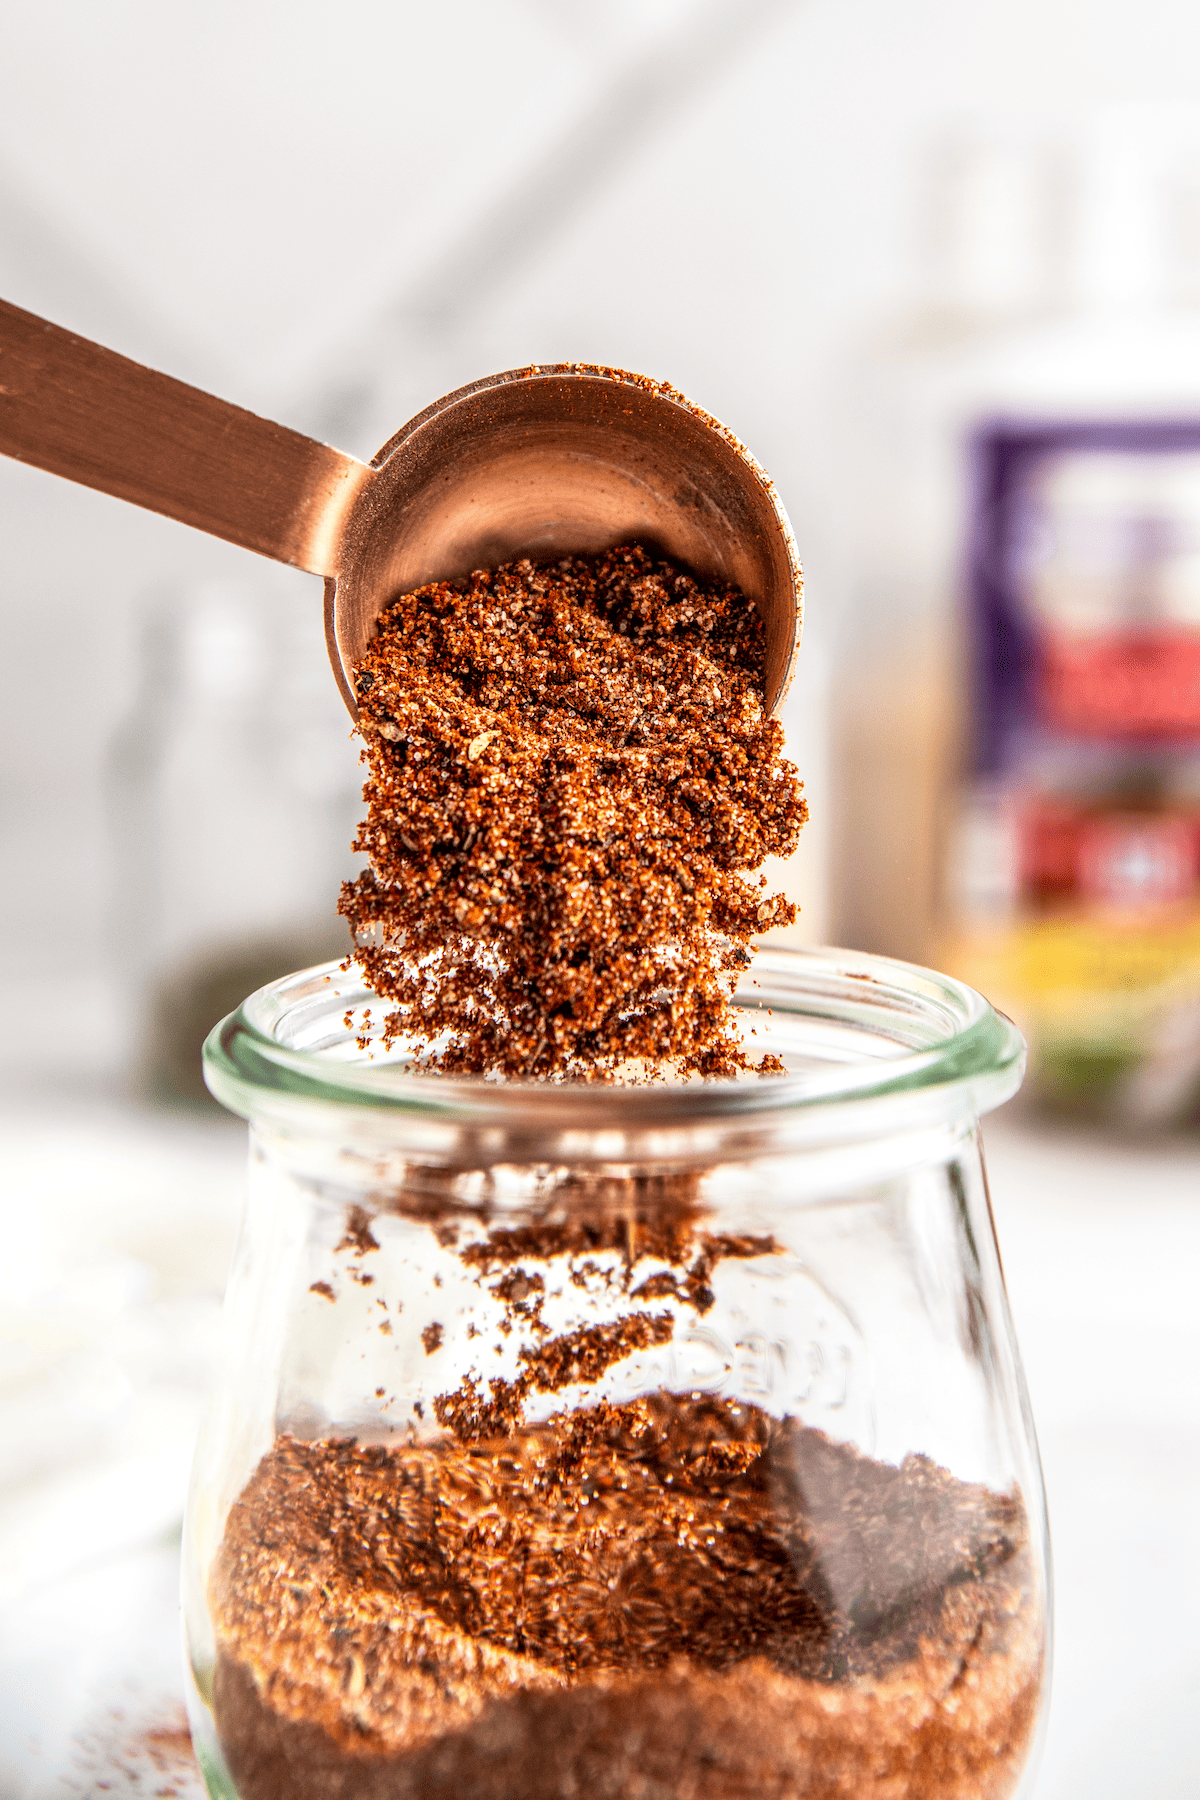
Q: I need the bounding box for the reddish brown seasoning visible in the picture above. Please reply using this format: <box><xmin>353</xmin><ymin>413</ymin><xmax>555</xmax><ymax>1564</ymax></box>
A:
<box><xmin>339</xmin><ymin>543</ymin><xmax>806</xmax><ymax>1077</ymax></box>
<box><xmin>210</xmin><ymin>1398</ymin><xmax>1042</xmax><ymax>1800</ymax></box>
<box><xmin>335</xmin><ymin>1206</ymin><xmax>380</xmax><ymax>1257</ymax></box>
<box><xmin>212</xmin><ymin>1184</ymin><xmax>1043</xmax><ymax>1799</ymax></box>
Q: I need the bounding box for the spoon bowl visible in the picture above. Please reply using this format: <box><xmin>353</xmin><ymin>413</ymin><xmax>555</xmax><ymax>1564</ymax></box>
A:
<box><xmin>332</xmin><ymin>365</ymin><xmax>801</xmax><ymax>715</ymax></box>
<box><xmin>0</xmin><ymin>302</ymin><xmax>801</xmax><ymax>713</ymax></box>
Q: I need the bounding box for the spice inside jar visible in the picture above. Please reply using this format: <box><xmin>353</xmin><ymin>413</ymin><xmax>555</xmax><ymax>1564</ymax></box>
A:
<box><xmin>207</xmin><ymin>1174</ymin><xmax>1043</xmax><ymax>1800</ymax></box>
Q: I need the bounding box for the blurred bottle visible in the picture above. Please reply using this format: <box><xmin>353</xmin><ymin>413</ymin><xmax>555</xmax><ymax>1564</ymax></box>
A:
<box><xmin>830</xmin><ymin>106</ymin><xmax>1200</xmax><ymax>1125</ymax></box>
<box><xmin>828</xmin><ymin>126</ymin><xmax>1064</xmax><ymax>967</ymax></box>
<box><xmin>107</xmin><ymin>574</ymin><xmax>364</xmax><ymax>1103</ymax></box>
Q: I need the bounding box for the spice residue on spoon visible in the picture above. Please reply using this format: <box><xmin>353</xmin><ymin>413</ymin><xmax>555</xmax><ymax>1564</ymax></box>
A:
<box><xmin>339</xmin><ymin>542</ymin><xmax>806</xmax><ymax>1077</ymax></box>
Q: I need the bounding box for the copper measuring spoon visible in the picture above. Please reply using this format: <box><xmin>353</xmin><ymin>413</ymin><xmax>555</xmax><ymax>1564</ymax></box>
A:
<box><xmin>0</xmin><ymin>297</ymin><xmax>802</xmax><ymax>715</ymax></box>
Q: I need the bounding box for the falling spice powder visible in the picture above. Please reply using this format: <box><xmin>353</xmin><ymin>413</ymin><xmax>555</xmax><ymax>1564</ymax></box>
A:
<box><xmin>202</xmin><ymin>539</ymin><xmax>1043</xmax><ymax>1799</ymax></box>
<box><xmin>339</xmin><ymin>542</ymin><xmax>806</xmax><ymax>1077</ymax></box>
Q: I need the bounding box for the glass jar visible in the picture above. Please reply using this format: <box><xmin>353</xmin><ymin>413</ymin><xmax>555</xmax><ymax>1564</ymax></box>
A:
<box><xmin>183</xmin><ymin>946</ymin><xmax>1050</xmax><ymax>1800</ymax></box>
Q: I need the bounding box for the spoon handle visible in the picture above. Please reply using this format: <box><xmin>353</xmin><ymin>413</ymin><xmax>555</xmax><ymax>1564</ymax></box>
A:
<box><xmin>0</xmin><ymin>296</ymin><xmax>372</xmax><ymax>576</ymax></box>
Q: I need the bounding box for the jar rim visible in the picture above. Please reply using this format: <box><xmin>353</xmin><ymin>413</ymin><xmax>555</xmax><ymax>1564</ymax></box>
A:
<box><xmin>202</xmin><ymin>947</ymin><xmax>1025</xmax><ymax>1156</ymax></box>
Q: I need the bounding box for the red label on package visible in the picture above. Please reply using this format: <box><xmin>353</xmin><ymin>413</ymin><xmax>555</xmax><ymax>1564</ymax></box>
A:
<box><xmin>1018</xmin><ymin>798</ymin><xmax>1200</xmax><ymax>912</ymax></box>
<box><xmin>1039</xmin><ymin>628</ymin><xmax>1200</xmax><ymax>737</ymax></box>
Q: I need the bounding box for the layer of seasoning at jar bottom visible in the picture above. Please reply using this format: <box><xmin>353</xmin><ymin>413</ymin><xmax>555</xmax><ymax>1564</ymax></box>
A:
<box><xmin>206</xmin><ymin>1195</ymin><xmax>1043</xmax><ymax>1800</ymax></box>
<box><xmin>209</xmin><ymin>1388</ymin><xmax>1041</xmax><ymax>1800</ymax></box>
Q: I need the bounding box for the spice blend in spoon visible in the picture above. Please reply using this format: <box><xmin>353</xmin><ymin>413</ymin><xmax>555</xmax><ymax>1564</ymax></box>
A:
<box><xmin>339</xmin><ymin>543</ymin><xmax>806</xmax><ymax>1077</ymax></box>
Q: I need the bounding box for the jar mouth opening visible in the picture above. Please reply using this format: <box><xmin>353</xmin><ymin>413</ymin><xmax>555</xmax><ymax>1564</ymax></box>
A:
<box><xmin>202</xmin><ymin>946</ymin><xmax>1025</xmax><ymax>1137</ymax></box>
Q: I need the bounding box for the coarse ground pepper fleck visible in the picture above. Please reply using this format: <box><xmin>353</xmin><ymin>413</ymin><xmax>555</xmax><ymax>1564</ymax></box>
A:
<box><xmin>338</xmin><ymin>542</ymin><xmax>806</xmax><ymax>1077</ymax></box>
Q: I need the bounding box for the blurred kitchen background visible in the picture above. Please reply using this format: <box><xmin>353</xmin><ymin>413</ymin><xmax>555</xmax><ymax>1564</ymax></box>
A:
<box><xmin>1</xmin><ymin>1</ymin><xmax>1198</xmax><ymax>1795</ymax></box>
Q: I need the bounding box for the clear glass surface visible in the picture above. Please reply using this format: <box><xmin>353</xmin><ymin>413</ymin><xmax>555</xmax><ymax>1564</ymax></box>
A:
<box><xmin>184</xmin><ymin>946</ymin><xmax>1050</xmax><ymax>1800</ymax></box>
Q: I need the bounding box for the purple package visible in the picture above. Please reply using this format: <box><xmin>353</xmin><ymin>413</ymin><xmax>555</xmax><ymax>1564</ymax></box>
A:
<box><xmin>967</xmin><ymin>419</ymin><xmax>1200</xmax><ymax>781</ymax></box>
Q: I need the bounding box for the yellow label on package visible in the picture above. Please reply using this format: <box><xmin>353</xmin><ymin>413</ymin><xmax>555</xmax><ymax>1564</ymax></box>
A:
<box><xmin>1012</xmin><ymin>912</ymin><xmax>1200</xmax><ymax>997</ymax></box>
<box><xmin>943</xmin><ymin>910</ymin><xmax>1200</xmax><ymax>1070</ymax></box>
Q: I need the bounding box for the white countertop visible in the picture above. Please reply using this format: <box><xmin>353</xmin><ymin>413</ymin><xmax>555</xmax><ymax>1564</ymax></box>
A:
<box><xmin>0</xmin><ymin>1098</ymin><xmax>1196</xmax><ymax>1798</ymax></box>
<box><xmin>983</xmin><ymin>1116</ymin><xmax>1200</xmax><ymax>1800</ymax></box>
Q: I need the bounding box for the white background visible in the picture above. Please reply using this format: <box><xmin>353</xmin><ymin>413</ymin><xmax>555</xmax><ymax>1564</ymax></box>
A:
<box><xmin>1</xmin><ymin>3</ymin><xmax>1199</xmax><ymax>1795</ymax></box>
